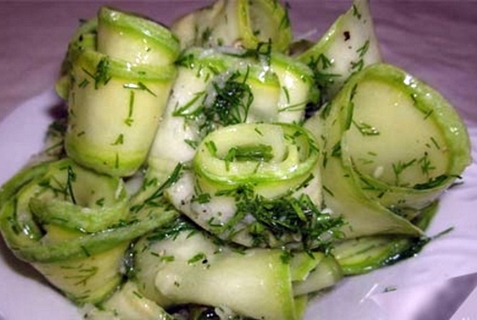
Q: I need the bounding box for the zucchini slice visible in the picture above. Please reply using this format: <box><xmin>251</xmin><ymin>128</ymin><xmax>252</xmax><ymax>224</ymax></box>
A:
<box><xmin>65</xmin><ymin>50</ymin><xmax>177</xmax><ymax>176</ymax></box>
<box><xmin>305</xmin><ymin>63</ymin><xmax>471</xmax><ymax>239</ymax></box>
<box><xmin>60</xmin><ymin>6</ymin><xmax>180</xmax><ymax>177</ymax></box>
<box><xmin>332</xmin><ymin>201</ymin><xmax>438</xmax><ymax>275</ymax></box>
<box><xmin>193</xmin><ymin>123</ymin><xmax>319</xmax><ymax>197</ymax></box>
<box><xmin>290</xmin><ymin>251</ymin><xmax>343</xmax><ymax>296</ymax></box>
<box><xmin>134</xmin><ymin>222</ymin><xmax>297</xmax><ymax>320</ymax></box>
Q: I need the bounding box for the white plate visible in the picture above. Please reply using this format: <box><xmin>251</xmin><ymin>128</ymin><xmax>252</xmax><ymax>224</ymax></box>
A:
<box><xmin>0</xmin><ymin>88</ymin><xmax>476</xmax><ymax>320</ymax></box>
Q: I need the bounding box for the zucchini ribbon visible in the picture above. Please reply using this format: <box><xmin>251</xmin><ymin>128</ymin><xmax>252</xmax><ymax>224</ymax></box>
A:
<box><xmin>166</xmin><ymin>122</ymin><xmax>343</xmax><ymax>249</ymax></box>
<box><xmin>131</xmin><ymin>220</ymin><xmax>342</xmax><ymax>320</ymax></box>
<box><xmin>297</xmin><ymin>0</ymin><xmax>382</xmax><ymax>100</ymax></box>
<box><xmin>305</xmin><ymin>63</ymin><xmax>471</xmax><ymax>239</ymax></box>
<box><xmin>145</xmin><ymin>46</ymin><xmax>316</xmax><ymax>187</ymax></box>
<box><xmin>63</xmin><ymin>7</ymin><xmax>180</xmax><ymax>177</ymax></box>
<box><xmin>0</xmin><ymin>159</ymin><xmax>177</xmax><ymax>304</ymax></box>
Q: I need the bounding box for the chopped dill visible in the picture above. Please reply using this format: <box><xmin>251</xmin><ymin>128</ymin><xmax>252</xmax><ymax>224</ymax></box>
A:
<box><xmin>215</xmin><ymin>184</ymin><xmax>344</xmax><ymax>251</ymax></box>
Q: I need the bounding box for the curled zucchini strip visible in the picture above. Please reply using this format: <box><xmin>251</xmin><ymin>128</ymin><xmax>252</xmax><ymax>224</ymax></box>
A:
<box><xmin>62</xmin><ymin>6</ymin><xmax>179</xmax><ymax>177</ymax></box>
<box><xmin>297</xmin><ymin>0</ymin><xmax>382</xmax><ymax>99</ymax></box>
<box><xmin>0</xmin><ymin>159</ymin><xmax>178</xmax><ymax>304</ymax></box>
<box><xmin>28</xmin><ymin>160</ymin><xmax>128</xmax><ymax>233</ymax></box>
<box><xmin>97</xmin><ymin>6</ymin><xmax>180</xmax><ymax>66</ymax></box>
<box><xmin>166</xmin><ymin>123</ymin><xmax>341</xmax><ymax>249</ymax></box>
<box><xmin>193</xmin><ymin>123</ymin><xmax>319</xmax><ymax>197</ymax></box>
<box><xmin>305</xmin><ymin>63</ymin><xmax>471</xmax><ymax>239</ymax></box>
<box><xmin>146</xmin><ymin>47</ymin><xmax>292</xmax><ymax>188</ymax></box>
<box><xmin>133</xmin><ymin>222</ymin><xmax>339</xmax><ymax>320</ymax></box>
<box><xmin>145</xmin><ymin>46</ymin><xmax>317</xmax><ymax>188</ymax></box>
<box><xmin>343</xmin><ymin>65</ymin><xmax>471</xmax><ymax>217</ymax></box>
<box><xmin>65</xmin><ymin>50</ymin><xmax>177</xmax><ymax>176</ymax></box>
<box><xmin>171</xmin><ymin>0</ymin><xmax>292</xmax><ymax>52</ymax></box>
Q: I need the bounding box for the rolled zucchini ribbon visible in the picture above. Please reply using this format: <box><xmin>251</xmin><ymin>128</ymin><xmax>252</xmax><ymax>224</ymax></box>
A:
<box><xmin>194</xmin><ymin>123</ymin><xmax>319</xmax><ymax>198</ymax></box>
<box><xmin>305</xmin><ymin>63</ymin><xmax>471</xmax><ymax>239</ymax></box>
<box><xmin>297</xmin><ymin>0</ymin><xmax>382</xmax><ymax>100</ymax></box>
<box><xmin>97</xmin><ymin>6</ymin><xmax>179</xmax><ymax>66</ymax></box>
<box><xmin>166</xmin><ymin>122</ymin><xmax>342</xmax><ymax>249</ymax></box>
<box><xmin>132</xmin><ymin>221</ymin><xmax>342</xmax><ymax>320</ymax></box>
<box><xmin>171</xmin><ymin>0</ymin><xmax>292</xmax><ymax>52</ymax></box>
<box><xmin>145</xmin><ymin>47</ymin><xmax>316</xmax><ymax>189</ymax></box>
<box><xmin>0</xmin><ymin>159</ymin><xmax>178</xmax><ymax>304</ymax></box>
<box><xmin>63</xmin><ymin>6</ymin><xmax>179</xmax><ymax>177</ymax></box>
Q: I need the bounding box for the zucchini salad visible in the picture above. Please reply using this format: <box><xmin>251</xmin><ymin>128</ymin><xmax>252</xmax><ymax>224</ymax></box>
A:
<box><xmin>0</xmin><ymin>0</ymin><xmax>471</xmax><ymax>319</ymax></box>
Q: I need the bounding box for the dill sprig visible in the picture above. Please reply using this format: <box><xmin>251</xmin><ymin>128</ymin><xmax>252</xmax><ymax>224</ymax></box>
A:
<box><xmin>131</xmin><ymin>163</ymin><xmax>184</xmax><ymax>213</ymax></box>
<box><xmin>174</xmin><ymin>69</ymin><xmax>254</xmax><ymax>137</ymax></box>
<box><xmin>217</xmin><ymin>184</ymin><xmax>344</xmax><ymax>251</ymax></box>
<box><xmin>306</xmin><ymin>53</ymin><xmax>340</xmax><ymax>96</ymax></box>
<box><xmin>66</xmin><ymin>165</ymin><xmax>77</xmax><ymax>204</ymax></box>
<box><xmin>202</xmin><ymin>69</ymin><xmax>253</xmax><ymax>133</ymax></box>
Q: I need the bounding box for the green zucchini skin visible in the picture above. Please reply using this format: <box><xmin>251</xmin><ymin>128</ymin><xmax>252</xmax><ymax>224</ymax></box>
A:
<box><xmin>97</xmin><ymin>6</ymin><xmax>180</xmax><ymax>66</ymax></box>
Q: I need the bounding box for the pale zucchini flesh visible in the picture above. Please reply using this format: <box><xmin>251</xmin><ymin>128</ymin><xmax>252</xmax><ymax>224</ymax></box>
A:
<box><xmin>297</xmin><ymin>0</ymin><xmax>382</xmax><ymax>99</ymax></box>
